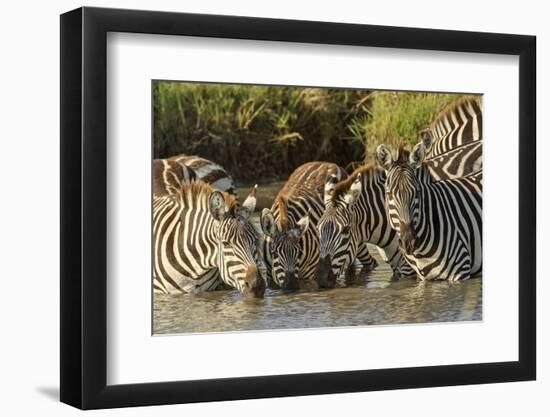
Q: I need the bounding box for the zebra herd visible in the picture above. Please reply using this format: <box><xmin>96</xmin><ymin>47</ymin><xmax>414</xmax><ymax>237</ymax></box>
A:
<box><xmin>153</xmin><ymin>97</ymin><xmax>483</xmax><ymax>298</ymax></box>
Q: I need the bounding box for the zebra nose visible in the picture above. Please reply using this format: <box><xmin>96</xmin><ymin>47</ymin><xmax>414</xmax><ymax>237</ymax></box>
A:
<box><xmin>315</xmin><ymin>256</ymin><xmax>336</xmax><ymax>289</ymax></box>
<box><xmin>283</xmin><ymin>270</ymin><xmax>300</xmax><ymax>291</ymax></box>
<box><xmin>243</xmin><ymin>265</ymin><xmax>265</xmax><ymax>299</ymax></box>
<box><xmin>399</xmin><ymin>222</ymin><xmax>416</xmax><ymax>254</ymax></box>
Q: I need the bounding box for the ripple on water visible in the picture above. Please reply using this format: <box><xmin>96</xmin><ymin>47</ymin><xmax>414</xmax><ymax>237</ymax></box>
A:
<box><xmin>153</xmin><ymin>246</ymin><xmax>482</xmax><ymax>335</ymax></box>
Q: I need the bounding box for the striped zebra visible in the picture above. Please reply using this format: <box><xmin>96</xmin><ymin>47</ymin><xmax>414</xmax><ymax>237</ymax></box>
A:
<box><xmin>153</xmin><ymin>154</ymin><xmax>236</xmax><ymax>198</ymax></box>
<box><xmin>315</xmin><ymin>97</ymin><xmax>484</xmax><ymax>286</ymax></box>
<box><xmin>419</xmin><ymin>96</ymin><xmax>482</xmax><ymax>180</ymax></box>
<box><xmin>259</xmin><ymin>162</ymin><xmax>377</xmax><ymax>290</ymax></box>
<box><xmin>376</xmin><ymin>142</ymin><xmax>482</xmax><ymax>281</ymax></box>
<box><xmin>153</xmin><ymin>180</ymin><xmax>265</xmax><ymax>297</ymax></box>
<box><xmin>315</xmin><ymin>166</ymin><xmax>415</xmax><ymax>288</ymax></box>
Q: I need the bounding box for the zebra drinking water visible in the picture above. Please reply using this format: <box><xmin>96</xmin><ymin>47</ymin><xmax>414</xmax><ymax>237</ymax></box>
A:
<box><xmin>315</xmin><ymin>166</ymin><xmax>416</xmax><ymax>288</ymax></box>
<box><xmin>259</xmin><ymin>162</ymin><xmax>377</xmax><ymax>290</ymax></box>
<box><xmin>153</xmin><ymin>180</ymin><xmax>265</xmax><ymax>297</ymax></box>
<box><xmin>376</xmin><ymin>142</ymin><xmax>482</xmax><ymax>281</ymax></box>
<box><xmin>315</xmin><ymin>97</ymin><xmax>484</xmax><ymax>286</ymax></box>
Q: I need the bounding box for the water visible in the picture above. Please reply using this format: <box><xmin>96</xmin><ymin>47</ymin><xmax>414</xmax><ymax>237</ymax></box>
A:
<box><xmin>153</xmin><ymin>181</ymin><xmax>482</xmax><ymax>335</ymax></box>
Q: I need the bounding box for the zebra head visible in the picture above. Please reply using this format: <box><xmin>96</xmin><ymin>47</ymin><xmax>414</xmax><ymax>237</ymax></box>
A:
<box><xmin>314</xmin><ymin>173</ymin><xmax>362</xmax><ymax>288</ymax></box>
<box><xmin>260</xmin><ymin>199</ymin><xmax>310</xmax><ymax>290</ymax></box>
<box><xmin>210</xmin><ymin>185</ymin><xmax>265</xmax><ymax>298</ymax></box>
<box><xmin>377</xmin><ymin>143</ymin><xmax>425</xmax><ymax>255</ymax></box>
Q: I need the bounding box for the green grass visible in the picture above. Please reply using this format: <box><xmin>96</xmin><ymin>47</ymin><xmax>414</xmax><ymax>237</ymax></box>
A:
<box><xmin>153</xmin><ymin>82</ymin><xmax>473</xmax><ymax>181</ymax></box>
<box><xmin>348</xmin><ymin>91</ymin><xmax>472</xmax><ymax>162</ymax></box>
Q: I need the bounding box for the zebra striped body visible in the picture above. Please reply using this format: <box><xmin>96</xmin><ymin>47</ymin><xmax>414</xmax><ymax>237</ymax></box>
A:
<box><xmin>260</xmin><ymin>162</ymin><xmax>377</xmax><ymax>289</ymax></box>
<box><xmin>153</xmin><ymin>154</ymin><xmax>236</xmax><ymax>198</ymax></box>
<box><xmin>153</xmin><ymin>181</ymin><xmax>264</xmax><ymax>297</ymax></box>
<box><xmin>378</xmin><ymin>143</ymin><xmax>482</xmax><ymax>281</ymax></box>
<box><xmin>422</xmin><ymin>97</ymin><xmax>482</xmax><ymax>157</ymax></box>
<box><xmin>421</xmin><ymin>97</ymin><xmax>482</xmax><ymax>180</ymax></box>
<box><xmin>316</xmin><ymin>166</ymin><xmax>415</xmax><ymax>287</ymax></box>
<box><xmin>426</xmin><ymin>142</ymin><xmax>482</xmax><ymax>181</ymax></box>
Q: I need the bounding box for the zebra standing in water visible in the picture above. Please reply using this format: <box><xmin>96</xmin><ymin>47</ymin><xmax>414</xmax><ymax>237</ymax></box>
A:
<box><xmin>315</xmin><ymin>166</ymin><xmax>415</xmax><ymax>288</ymax></box>
<box><xmin>153</xmin><ymin>154</ymin><xmax>236</xmax><ymax>198</ymax></box>
<box><xmin>315</xmin><ymin>97</ymin><xmax>484</xmax><ymax>286</ymax></box>
<box><xmin>376</xmin><ymin>142</ymin><xmax>482</xmax><ymax>281</ymax></box>
<box><xmin>260</xmin><ymin>162</ymin><xmax>377</xmax><ymax>290</ymax></box>
<box><xmin>153</xmin><ymin>180</ymin><xmax>265</xmax><ymax>297</ymax></box>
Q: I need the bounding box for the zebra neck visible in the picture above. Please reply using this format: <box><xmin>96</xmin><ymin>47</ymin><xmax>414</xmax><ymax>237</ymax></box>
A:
<box><xmin>353</xmin><ymin>171</ymin><xmax>394</xmax><ymax>247</ymax></box>
<box><xmin>185</xmin><ymin>209</ymin><xmax>220</xmax><ymax>271</ymax></box>
<box><xmin>409</xmin><ymin>170</ymin><xmax>438</xmax><ymax>256</ymax></box>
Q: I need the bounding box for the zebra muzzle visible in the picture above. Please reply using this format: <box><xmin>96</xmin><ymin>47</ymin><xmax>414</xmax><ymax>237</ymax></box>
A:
<box><xmin>243</xmin><ymin>265</ymin><xmax>265</xmax><ymax>299</ymax></box>
<box><xmin>282</xmin><ymin>270</ymin><xmax>300</xmax><ymax>291</ymax></box>
<box><xmin>314</xmin><ymin>255</ymin><xmax>337</xmax><ymax>289</ymax></box>
<box><xmin>399</xmin><ymin>222</ymin><xmax>416</xmax><ymax>255</ymax></box>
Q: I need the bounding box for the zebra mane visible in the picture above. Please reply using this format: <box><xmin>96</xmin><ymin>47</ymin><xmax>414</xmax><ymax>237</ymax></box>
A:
<box><xmin>276</xmin><ymin>195</ymin><xmax>290</xmax><ymax>231</ymax></box>
<box><xmin>177</xmin><ymin>180</ymin><xmax>238</xmax><ymax>215</ymax></box>
<box><xmin>331</xmin><ymin>164</ymin><xmax>382</xmax><ymax>202</ymax></box>
<box><xmin>429</xmin><ymin>96</ymin><xmax>481</xmax><ymax>129</ymax></box>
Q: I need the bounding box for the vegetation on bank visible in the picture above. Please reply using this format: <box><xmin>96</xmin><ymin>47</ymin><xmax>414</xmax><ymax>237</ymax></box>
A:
<box><xmin>153</xmin><ymin>81</ymin><xmax>474</xmax><ymax>182</ymax></box>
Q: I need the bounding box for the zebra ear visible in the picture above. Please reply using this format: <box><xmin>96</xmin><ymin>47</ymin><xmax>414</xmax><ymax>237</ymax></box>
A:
<box><xmin>292</xmin><ymin>215</ymin><xmax>310</xmax><ymax>239</ymax></box>
<box><xmin>260</xmin><ymin>208</ymin><xmax>277</xmax><ymax>238</ymax></box>
<box><xmin>409</xmin><ymin>142</ymin><xmax>426</xmax><ymax>168</ymax></box>
<box><xmin>376</xmin><ymin>144</ymin><xmax>392</xmax><ymax>170</ymax></box>
<box><xmin>344</xmin><ymin>173</ymin><xmax>362</xmax><ymax>206</ymax></box>
<box><xmin>209</xmin><ymin>191</ymin><xmax>227</xmax><ymax>221</ymax></box>
<box><xmin>324</xmin><ymin>174</ymin><xmax>338</xmax><ymax>206</ymax></box>
<box><xmin>240</xmin><ymin>184</ymin><xmax>257</xmax><ymax>218</ymax></box>
<box><xmin>420</xmin><ymin>129</ymin><xmax>434</xmax><ymax>153</ymax></box>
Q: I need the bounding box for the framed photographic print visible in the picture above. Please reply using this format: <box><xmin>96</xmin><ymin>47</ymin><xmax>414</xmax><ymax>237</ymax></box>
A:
<box><xmin>60</xmin><ymin>6</ymin><xmax>536</xmax><ymax>409</ymax></box>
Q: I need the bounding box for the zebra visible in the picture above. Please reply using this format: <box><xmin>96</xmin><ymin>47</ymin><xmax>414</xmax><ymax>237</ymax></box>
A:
<box><xmin>376</xmin><ymin>142</ymin><xmax>482</xmax><ymax>281</ymax></box>
<box><xmin>419</xmin><ymin>96</ymin><xmax>482</xmax><ymax>180</ymax></box>
<box><xmin>168</xmin><ymin>154</ymin><xmax>236</xmax><ymax>195</ymax></box>
<box><xmin>315</xmin><ymin>166</ymin><xmax>416</xmax><ymax>288</ymax></box>
<box><xmin>153</xmin><ymin>154</ymin><xmax>236</xmax><ymax>198</ymax></box>
<box><xmin>259</xmin><ymin>162</ymin><xmax>377</xmax><ymax>290</ymax></box>
<box><xmin>153</xmin><ymin>180</ymin><xmax>265</xmax><ymax>297</ymax></box>
<box><xmin>315</xmin><ymin>97</ymin><xmax>484</xmax><ymax>286</ymax></box>
<box><xmin>420</xmin><ymin>96</ymin><xmax>482</xmax><ymax>157</ymax></box>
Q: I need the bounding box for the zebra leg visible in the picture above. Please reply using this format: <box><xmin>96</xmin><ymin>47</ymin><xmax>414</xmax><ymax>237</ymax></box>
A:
<box><xmin>398</xmin><ymin>259</ymin><xmax>417</xmax><ymax>280</ymax></box>
<box><xmin>448</xmin><ymin>240</ymin><xmax>472</xmax><ymax>281</ymax></box>
<box><xmin>344</xmin><ymin>261</ymin><xmax>358</xmax><ymax>284</ymax></box>
<box><xmin>450</xmin><ymin>260</ymin><xmax>472</xmax><ymax>281</ymax></box>
<box><xmin>356</xmin><ymin>242</ymin><xmax>378</xmax><ymax>272</ymax></box>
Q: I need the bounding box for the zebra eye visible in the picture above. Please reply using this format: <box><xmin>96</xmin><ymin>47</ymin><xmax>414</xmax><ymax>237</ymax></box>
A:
<box><xmin>342</xmin><ymin>225</ymin><xmax>350</xmax><ymax>234</ymax></box>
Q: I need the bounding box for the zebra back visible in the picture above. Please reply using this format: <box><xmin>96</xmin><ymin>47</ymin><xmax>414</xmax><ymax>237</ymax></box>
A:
<box><xmin>273</xmin><ymin>162</ymin><xmax>347</xmax><ymax>226</ymax></box>
<box><xmin>169</xmin><ymin>154</ymin><xmax>236</xmax><ymax>195</ymax></box>
<box><xmin>422</xmin><ymin>96</ymin><xmax>482</xmax><ymax>158</ymax></box>
<box><xmin>153</xmin><ymin>158</ymin><xmax>197</xmax><ymax>197</ymax></box>
<box><xmin>425</xmin><ymin>141</ymin><xmax>482</xmax><ymax>181</ymax></box>
<box><xmin>418</xmin><ymin>97</ymin><xmax>483</xmax><ymax>180</ymax></box>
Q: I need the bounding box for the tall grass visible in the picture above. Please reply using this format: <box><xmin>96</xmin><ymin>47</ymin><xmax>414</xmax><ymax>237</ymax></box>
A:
<box><xmin>153</xmin><ymin>82</ymin><xmax>473</xmax><ymax>182</ymax></box>
<box><xmin>348</xmin><ymin>91</ymin><xmax>472</xmax><ymax>162</ymax></box>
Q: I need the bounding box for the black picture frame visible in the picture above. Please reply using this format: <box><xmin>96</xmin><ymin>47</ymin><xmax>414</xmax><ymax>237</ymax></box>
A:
<box><xmin>60</xmin><ymin>6</ymin><xmax>536</xmax><ymax>410</ymax></box>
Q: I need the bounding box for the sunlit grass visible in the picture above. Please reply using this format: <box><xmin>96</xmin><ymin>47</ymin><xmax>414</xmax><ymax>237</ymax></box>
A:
<box><xmin>153</xmin><ymin>82</ymin><xmax>472</xmax><ymax>181</ymax></box>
